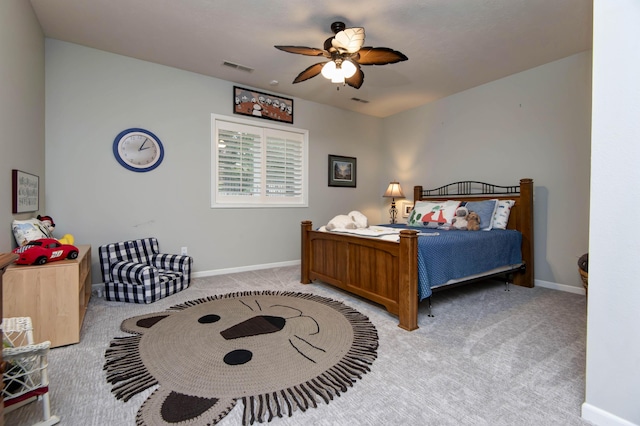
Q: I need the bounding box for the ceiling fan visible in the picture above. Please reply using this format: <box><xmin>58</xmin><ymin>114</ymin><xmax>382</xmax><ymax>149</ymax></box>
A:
<box><xmin>275</xmin><ymin>21</ymin><xmax>408</xmax><ymax>89</ymax></box>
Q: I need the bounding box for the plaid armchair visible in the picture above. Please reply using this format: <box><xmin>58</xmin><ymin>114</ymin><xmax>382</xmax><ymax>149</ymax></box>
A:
<box><xmin>98</xmin><ymin>238</ymin><xmax>192</xmax><ymax>304</ymax></box>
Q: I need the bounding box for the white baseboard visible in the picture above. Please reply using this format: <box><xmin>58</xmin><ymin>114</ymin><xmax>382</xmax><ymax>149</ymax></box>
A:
<box><xmin>582</xmin><ymin>402</ymin><xmax>638</xmax><ymax>426</ymax></box>
<box><xmin>94</xmin><ymin>263</ymin><xmax>584</xmax><ymax>298</ymax></box>
<box><xmin>535</xmin><ymin>278</ymin><xmax>586</xmax><ymax>296</ymax></box>
<box><xmin>192</xmin><ymin>259</ymin><xmax>300</xmax><ymax>278</ymax></box>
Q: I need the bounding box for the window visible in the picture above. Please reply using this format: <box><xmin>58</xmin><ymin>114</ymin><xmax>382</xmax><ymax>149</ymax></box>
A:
<box><xmin>211</xmin><ymin>114</ymin><xmax>308</xmax><ymax>207</ymax></box>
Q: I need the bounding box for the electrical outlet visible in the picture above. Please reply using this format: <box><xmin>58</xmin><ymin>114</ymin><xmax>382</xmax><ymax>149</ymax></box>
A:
<box><xmin>181</xmin><ymin>247</ymin><xmax>188</xmax><ymax>256</ymax></box>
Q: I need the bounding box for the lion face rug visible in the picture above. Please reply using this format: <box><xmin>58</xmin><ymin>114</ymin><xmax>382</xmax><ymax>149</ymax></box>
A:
<box><xmin>103</xmin><ymin>291</ymin><xmax>378</xmax><ymax>425</ymax></box>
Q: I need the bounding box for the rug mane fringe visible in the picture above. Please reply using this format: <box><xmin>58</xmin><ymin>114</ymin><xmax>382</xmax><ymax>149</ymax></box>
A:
<box><xmin>239</xmin><ymin>314</ymin><xmax>378</xmax><ymax>426</ymax></box>
<box><xmin>104</xmin><ymin>335</ymin><xmax>158</xmax><ymax>401</ymax></box>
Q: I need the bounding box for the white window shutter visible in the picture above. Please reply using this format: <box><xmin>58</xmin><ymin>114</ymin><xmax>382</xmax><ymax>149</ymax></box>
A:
<box><xmin>212</xmin><ymin>115</ymin><xmax>308</xmax><ymax>207</ymax></box>
<box><xmin>265</xmin><ymin>129</ymin><xmax>303</xmax><ymax>199</ymax></box>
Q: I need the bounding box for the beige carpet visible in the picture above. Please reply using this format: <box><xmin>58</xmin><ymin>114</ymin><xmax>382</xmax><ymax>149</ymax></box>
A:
<box><xmin>5</xmin><ymin>266</ymin><xmax>592</xmax><ymax>425</ymax></box>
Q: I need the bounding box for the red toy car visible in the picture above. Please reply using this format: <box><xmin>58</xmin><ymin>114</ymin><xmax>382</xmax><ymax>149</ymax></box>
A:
<box><xmin>12</xmin><ymin>238</ymin><xmax>79</xmax><ymax>265</ymax></box>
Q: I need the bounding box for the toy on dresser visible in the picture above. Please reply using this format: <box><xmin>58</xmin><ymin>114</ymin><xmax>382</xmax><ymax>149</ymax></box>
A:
<box><xmin>36</xmin><ymin>215</ymin><xmax>74</xmax><ymax>245</ymax></box>
<box><xmin>11</xmin><ymin>214</ymin><xmax>78</xmax><ymax>265</ymax></box>
<box><xmin>12</xmin><ymin>238</ymin><xmax>79</xmax><ymax>265</ymax></box>
<box><xmin>11</xmin><ymin>215</ymin><xmax>74</xmax><ymax>246</ymax></box>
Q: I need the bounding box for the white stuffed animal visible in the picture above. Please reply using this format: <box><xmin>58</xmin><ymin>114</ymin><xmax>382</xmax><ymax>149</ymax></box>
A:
<box><xmin>348</xmin><ymin>210</ymin><xmax>368</xmax><ymax>229</ymax></box>
<box><xmin>450</xmin><ymin>206</ymin><xmax>470</xmax><ymax>230</ymax></box>
<box><xmin>325</xmin><ymin>211</ymin><xmax>369</xmax><ymax>231</ymax></box>
<box><xmin>326</xmin><ymin>215</ymin><xmax>356</xmax><ymax>230</ymax></box>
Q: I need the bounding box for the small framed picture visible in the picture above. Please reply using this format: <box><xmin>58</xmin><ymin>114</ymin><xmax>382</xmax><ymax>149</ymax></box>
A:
<box><xmin>400</xmin><ymin>200</ymin><xmax>413</xmax><ymax>218</ymax></box>
<box><xmin>12</xmin><ymin>169</ymin><xmax>39</xmax><ymax>213</ymax></box>
<box><xmin>328</xmin><ymin>155</ymin><xmax>357</xmax><ymax>188</ymax></box>
<box><xmin>233</xmin><ymin>86</ymin><xmax>293</xmax><ymax>124</ymax></box>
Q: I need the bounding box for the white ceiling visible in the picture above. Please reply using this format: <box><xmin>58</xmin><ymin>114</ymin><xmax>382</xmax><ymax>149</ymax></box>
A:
<box><xmin>29</xmin><ymin>0</ymin><xmax>592</xmax><ymax>118</ymax></box>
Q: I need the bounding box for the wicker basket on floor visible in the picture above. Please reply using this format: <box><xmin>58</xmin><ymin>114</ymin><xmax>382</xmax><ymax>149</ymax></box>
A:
<box><xmin>579</xmin><ymin>268</ymin><xmax>588</xmax><ymax>295</ymax></box>
<box><xmin>578</xmin><ymin>253</ymin><xmax>588</xmax><ymax>296</ymax></box>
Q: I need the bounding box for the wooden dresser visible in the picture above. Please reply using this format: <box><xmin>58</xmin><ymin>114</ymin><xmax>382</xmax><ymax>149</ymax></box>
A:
<box><xmin>2</xmin><ymin>245</ymin><xmax>92</xmax><ymax>348</ymax></box>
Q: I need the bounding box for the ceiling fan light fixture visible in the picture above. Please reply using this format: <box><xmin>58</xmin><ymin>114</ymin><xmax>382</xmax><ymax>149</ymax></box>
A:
<box><xmin>331</xmin><ymin>72</ymin><xmax>345</xmax><ymax>84</ymax></box>
<box><xmin>342</xmin><ymin>60</ymin><xmax>357</xmax><ymax>78</ymax></box>
<box><xmin>322</xmin><ymin>61</ymin><xmax>345</xmax><ymax>83</ymax></box>
<box><xmin>321</xmin><ymin>59</ymin><xmax>356</xmax><ymax>84</ymax></box>
<box><xmin>321</xmin><ymin>61</ymin><xmax>337</xmax><ymax>79</ymax></box>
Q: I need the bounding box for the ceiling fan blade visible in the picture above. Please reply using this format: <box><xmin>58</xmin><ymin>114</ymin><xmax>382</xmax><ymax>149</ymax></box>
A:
<box><xmin>355</xmin><ymin>47</ymin><xmax>408</xmax><ymax>65</ymax></box>
<box><xmin>292</xmin><ymin>62</ymin><xmax>326</xmax><ymax>84</ymax></box>
<box><xmin>345</xmin><ymin>65</ymin><xmax>364</xmax><ymax>89</ymax></box>
<box><xmin>332</xmin><ymin>27</ymin><xmax>365</xmax><ymax>53</ymax></box>
<box><xmin>274</xmin><ymin>46</ymin><xmax>327</xmax><ymax>57</ymax></box>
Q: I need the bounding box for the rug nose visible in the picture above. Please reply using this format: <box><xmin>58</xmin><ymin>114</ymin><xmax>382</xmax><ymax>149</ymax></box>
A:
<box><xmin>220</xmin><ymin>315</ymin><xmax>286</xmax><ymax>340</ymax></box>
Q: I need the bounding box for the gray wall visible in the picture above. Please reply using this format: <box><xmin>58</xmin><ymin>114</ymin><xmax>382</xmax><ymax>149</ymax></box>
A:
<box><xmin>44</xmin><ymin>40</ymin><xmax>384</xmax><ymax>283</ymax></box>
<box><xmin>382</xmin><ymin>51</ymin><xmax>592</xmax><ymax>291</ymax></box>
<box><xmin>583</xmin><ymin>1</ymin><xmax>640</xmax><ymax>425</ymax></box>
<box><xmin>0</xmin><ymin>1</ymin><xmax>45</xmax><ymax>253</ymax></box>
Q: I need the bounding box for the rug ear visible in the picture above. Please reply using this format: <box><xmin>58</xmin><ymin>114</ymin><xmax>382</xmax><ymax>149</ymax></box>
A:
<box><xmin>139</xmin><ymin>387</ymin><xmax>236</xmax><ymax>425</ymax></box>
<box><xmin>120</xmin><ymin>312</ymin><xmax>173</xmax><ymax>334</ymax></box>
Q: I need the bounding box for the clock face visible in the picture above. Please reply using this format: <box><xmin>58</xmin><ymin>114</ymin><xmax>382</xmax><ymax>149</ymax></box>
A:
<box><xmin>113</xmin><ymin>128</ymin><xmax>164</xmax><ymax>172</ymax></box>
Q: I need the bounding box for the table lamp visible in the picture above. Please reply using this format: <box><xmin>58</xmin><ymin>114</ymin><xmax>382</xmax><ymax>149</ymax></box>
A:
<box><xmin>383</xmin><ymin>181</ymin><xmax>405</xmax><ymax>224</ymax></box>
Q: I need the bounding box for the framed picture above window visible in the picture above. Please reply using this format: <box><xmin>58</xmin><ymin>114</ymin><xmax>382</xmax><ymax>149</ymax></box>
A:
<box><xmin>328</xmin><ymin>155</ymin><xmax>357</xmax><ymax>188</ymax></box>
<box><xmin>233</xmin><ymin>86</ymin><xmax>294</xmax><ymax>124</ymax></box>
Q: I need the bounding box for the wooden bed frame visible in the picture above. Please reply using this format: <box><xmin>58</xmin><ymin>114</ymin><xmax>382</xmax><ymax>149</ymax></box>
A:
<box><xmin>301</xmin><ymin>178</ymin><xmax>534</xmax><ymax>331</ymax></box>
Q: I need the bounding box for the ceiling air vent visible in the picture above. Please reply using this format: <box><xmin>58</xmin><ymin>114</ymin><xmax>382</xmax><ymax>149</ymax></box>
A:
<box><xmin>222</xmin><ymin>61</ymin><xmax>254</xmax><ymax>73</ymax></box>
<box><xmin>351</xmin><ymin>97</ymin><xmax>369</xmax><ymax>104</ymax></box>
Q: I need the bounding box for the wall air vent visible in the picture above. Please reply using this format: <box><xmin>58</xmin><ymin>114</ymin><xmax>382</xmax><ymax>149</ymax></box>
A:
<box><xmin>222</xmin><ymin>61</ymin><xmax>254</xmax><ymax>73</ymax></box>
<box><xmin>351</xmin><ymin>97</ymin><xmax>369</xmax><ymax>104</ymax></box>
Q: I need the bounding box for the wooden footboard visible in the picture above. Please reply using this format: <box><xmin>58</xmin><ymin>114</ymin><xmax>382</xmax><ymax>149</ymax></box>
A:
<box><xmin>301</xmin><ymin>221</ymin><xmax>419</xmax><ymax>331</ymax></box>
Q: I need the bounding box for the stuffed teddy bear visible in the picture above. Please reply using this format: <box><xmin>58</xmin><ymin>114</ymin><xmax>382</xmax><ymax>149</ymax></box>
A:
<box><xmin>450</xmin><ymin>206</ymin><xmax>470</xmax><ymax>230</ymax></box>
<box><xmin>325</xmin><ymin>210</ymin><xmax>369</xmax><ymax>231</ymax></box>
<box><xmin>466</xmin><ymin>211</ymin><xmax>481</xmax><ymax>231</ymax></box>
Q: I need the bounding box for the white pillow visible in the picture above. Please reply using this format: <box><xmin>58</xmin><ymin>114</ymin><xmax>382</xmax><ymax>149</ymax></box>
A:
<box><xmin>492</xmin><ymin>200</ymin><xmax>515</xmax><ymax>230</ymax></box>
<box><xmin>12</xmin><ymin>218</ymin><xmax>53</xmax><ymax>246</ymax></box>
<box><xmin>407</xmin><ymin>200</ymin><xmax>460</xmax><ymax>228</ymax></box>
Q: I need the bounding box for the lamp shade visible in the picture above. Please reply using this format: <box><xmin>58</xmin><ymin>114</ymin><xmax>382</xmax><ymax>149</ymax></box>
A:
<box><xmin>383</xmin><ymin>181</ymin><xmax>405</xmax><ymax>198</ymax></box>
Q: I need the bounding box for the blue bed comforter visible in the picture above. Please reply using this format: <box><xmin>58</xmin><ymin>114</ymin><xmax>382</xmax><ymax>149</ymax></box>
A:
<box><xmin>386</xmin><ymin>225</ymin><xmax>522</xmax><ymax>300</ymax></box>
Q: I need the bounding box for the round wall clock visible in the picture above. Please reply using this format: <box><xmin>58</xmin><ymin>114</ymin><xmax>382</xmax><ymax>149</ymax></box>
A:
<box><xmin>113</xmin><ymin>128</ymin><xmax>164</xmax><ymax>172</ymax></box>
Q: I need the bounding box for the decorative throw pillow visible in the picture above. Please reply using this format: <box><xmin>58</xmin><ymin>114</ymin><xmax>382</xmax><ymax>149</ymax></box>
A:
<box><xmin>407</xmin><ymin>200</ymin><xmax>460</xmax><ymax>228</ymax></box>
<box><xmin>463</xmin><ymin>199</ymin><xmax>498</xmax><ymax>231</ymax></box>
<box><xmin>492</xmin><ymin>200</ymin><xmax>515</xmax><ymax>230</ymax></box>
<box><xmin>11</xmin><ymin>219</ymin><xmax>52</xmax><ymax>247</ymax></box>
